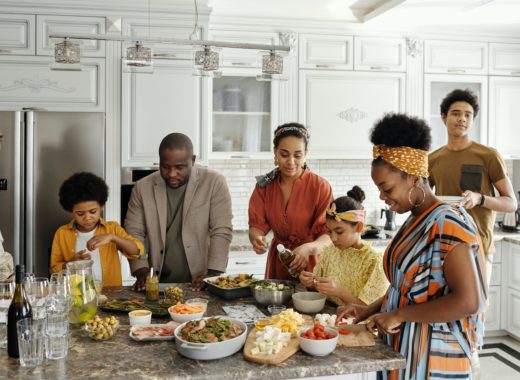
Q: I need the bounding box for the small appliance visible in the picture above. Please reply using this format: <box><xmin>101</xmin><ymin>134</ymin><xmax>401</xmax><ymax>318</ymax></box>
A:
<box><xmin>381</xmin><ymin>208</ymin><xmax>397</xmax><ymax>231</ymax></box>
<box><xmin>501</xmin><ymin>191</ymin><xmax>520</xmax><ymax>232</ymax></box>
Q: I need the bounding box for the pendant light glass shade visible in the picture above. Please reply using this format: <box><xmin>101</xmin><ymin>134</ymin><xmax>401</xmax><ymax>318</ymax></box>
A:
<box><xmin>256</xmin><ymin>50</ymin><xmax>288</xmax><ymax>81</ymax></box>
<box><xmin>192</xmin><ymin>46</ymin><xmax>222</xmax><ymax>78</ymax></box>
<box><xmin>123</xmin><ymin>41</ymin><xmax>154</xmax><ymax>73</ymax></box>
<box><xmin>50</xmin><ymin>38</ymin><xmax>82</xmax><ymax>71</ymax></box>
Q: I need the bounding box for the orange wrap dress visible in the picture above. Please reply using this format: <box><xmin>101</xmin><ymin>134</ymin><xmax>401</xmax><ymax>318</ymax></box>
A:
<box><xmin>248</xmin><ymin>169</ymin><xmax>333</xmax><ymax>280</ymax></box>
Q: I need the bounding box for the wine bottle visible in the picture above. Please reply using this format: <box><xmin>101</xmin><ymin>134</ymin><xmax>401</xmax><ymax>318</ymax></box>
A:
<box><xmin>7</xmin><ymin>264</ymin><xmax>33</xmax><ymax>358</ymax></box>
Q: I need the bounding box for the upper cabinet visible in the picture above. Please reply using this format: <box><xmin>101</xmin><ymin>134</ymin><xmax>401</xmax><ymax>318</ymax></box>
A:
<box><xmin>489</xmin><ymin>43</ymin><xmax>520</xmax><ymax>76</ymax></box>
<box><xmin>36</xmin><ymin>15</ymin><xmax>105</xmax><ymax>57</ymax></box>
<box><xmin>424</xmin><ymin>40</ymin><xmax>488</xmax><ymax>75</ymax></box>
<box><xmin>0</xmin><ymin>14</ymin><xmax>35</xmax><ymax>55</ymax></box>
<box><xmin>354</xmin><ymin>37</ymin><xmax>406</xmax><ymax>72</ymax></box>
<box><xmin>299</xmin><ymin>70</ymin><xmax>405</xmax><ymax>159</ymax></box>
<box><xmin>299</xmin><ymin>34</ymin><xmax>353</xmax><ymax>70</ymax></box>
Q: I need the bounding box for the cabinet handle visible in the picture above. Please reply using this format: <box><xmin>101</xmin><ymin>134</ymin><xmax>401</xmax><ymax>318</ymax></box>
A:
<box><xmin>0</xmin><ymin>49</ymin><xmax>12</xmax><ymax>54</ymax></box>
<box><xmin>511</xmin><ymin>71</ymin><xmax>520</xmax><ymax>75</ymax></box>
<box><xmin>235</xmin><ymin>261</ymin><xmax>255</xmax><ymax>265</ymax></box>
<box><xmin>153</xmin><ymin>53</ymin><xmax>177</xmax><ymax>58</ymax></box>
<box><xmin>230</xmin><ymin>155</ymin><xmax>250</xmax><ymax>159</ymax></box>
<box><xmin>370</xmin><ymin>66</ymin><xmax>390</xmax><ymax>70</ymax></box>
<box><xmin>447</xmin><ymin>69</ymin><xmax>466</xmax><ymax>73</ymax></box>
<box><xmin>152</xmin><ymin>162</ymin><xmax>160</xmax><ymax>166</ymax></box>
<box><xmin>231</xmin><ymin>62</ymin><xmax>252</xmax><ymax>66</ymax></box>
<box><xmin>316</xmin><ymin>64</ymin><xmax>334</xmax><ymax>68</ymax></box>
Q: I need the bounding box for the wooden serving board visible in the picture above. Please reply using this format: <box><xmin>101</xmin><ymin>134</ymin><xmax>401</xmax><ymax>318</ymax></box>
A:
<box><xmin>243</xmin><ymin>328</ymin><xmax>300</xmax><ymax>365</ymax></box>
<box><xmin>335</xmin><ymin>324</ymin><xmax>375</xmax><ymax>347</ymax></box>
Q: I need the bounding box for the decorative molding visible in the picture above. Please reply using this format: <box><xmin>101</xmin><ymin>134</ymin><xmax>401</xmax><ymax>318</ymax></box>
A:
<box><xmin>106</xmin><ymin>16</ymin><xmax>122</xmax><ymax>32</ymax></box>
<box><xmin>279</xmin><ymin>32</ymin><xmax>297</xmax><ymax>50</ymax></box>
<box><xmin>406</xmin><ymin>38</ymin><xmax>423</xmax><ymax>58</ymax></box>
<box><xmin>337</xmin><ymin>107</ymin><xmax>368</xmax><ymax>123</ymax></box>
<box><xmin>0</xmin><ymin>76</ymin><xmax>76</xmax><ymax>93</ymax></box>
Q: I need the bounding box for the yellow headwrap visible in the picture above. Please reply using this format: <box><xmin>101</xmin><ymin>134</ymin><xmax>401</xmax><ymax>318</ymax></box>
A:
<box><xmin>373</xmin><ymin>144</ymin><xmax>429</xmax><ymax>178</ymax></box>
<box><xmin>326</xmin><ymin>203</ymin><xmax>365</xmax><ymax>223</ymax></box>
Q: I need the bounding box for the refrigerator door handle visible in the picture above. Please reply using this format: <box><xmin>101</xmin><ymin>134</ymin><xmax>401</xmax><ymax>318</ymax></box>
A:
<box><xmin>13</xmin><ymin>111</ymin><xmax>23</xmax><ymax>265</ymax></box>
<box><xmin>25</xmin><ymin>111</ymin><xmax>34</xmax><ymax>273</ymax></box>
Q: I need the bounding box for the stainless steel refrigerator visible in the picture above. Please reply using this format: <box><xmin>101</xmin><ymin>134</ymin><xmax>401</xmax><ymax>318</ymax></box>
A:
<box><xmin>0</xmin><ymin>110</ymin><xmax>105</xmax><ymax>277</ymax></box>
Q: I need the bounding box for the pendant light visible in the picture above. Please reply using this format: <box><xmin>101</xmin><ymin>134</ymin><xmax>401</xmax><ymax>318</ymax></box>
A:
<box><xmin>50</xmin><ymin>37</ymin><xmax>82</xmax><ymax>71</ymax></box>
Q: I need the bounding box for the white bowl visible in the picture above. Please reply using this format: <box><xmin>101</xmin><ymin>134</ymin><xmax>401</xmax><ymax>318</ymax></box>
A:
<box><xmin>297</xmin><ymin>326</ymin><xmax>338</xmax><ymax>356</ymax></box>
<box><xmin>128</xmin><ymin>310</ymin><xmax>152</xmax><ymax>326</ymax></box>
<box><xmin>168</xmin><ymin>306</ymin><xmax>204</xmax><ymax>323</ymax></box>
<box><xmin>292</xmin><ymin>292</ymin><xmax>326</xmax><ymax>313</ymax></box>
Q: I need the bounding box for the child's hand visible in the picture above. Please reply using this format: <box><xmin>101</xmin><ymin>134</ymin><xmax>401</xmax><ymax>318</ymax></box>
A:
<box><xmin>252</xmin><ymin>235</ymin><xmax>269</xmax><ymax>254</ymax></box>
<box><xmin>299</xmin><ymin>271</ymin><xmax>315</xmax><ymax>288</ymax></box>
<box><xmin>71</xmin><ymin>249</ymin><xmax>91</xmax><ymax>261</ymax></box>
<box><xmin>86</xmin><ymin>234</ymin><xmax>114</xmax><ymax>251</ymax></box>
<box><xmin>315</xmin><ymin>277</ymin><xmax>340</xmax><ymax>298</ymax></box>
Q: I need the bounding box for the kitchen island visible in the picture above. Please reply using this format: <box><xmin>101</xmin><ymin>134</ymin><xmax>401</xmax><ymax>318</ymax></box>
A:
<box><xmin>0</xmin><ymin>286</ymin><xmax>405</xmax><ymax>380</ymax></box>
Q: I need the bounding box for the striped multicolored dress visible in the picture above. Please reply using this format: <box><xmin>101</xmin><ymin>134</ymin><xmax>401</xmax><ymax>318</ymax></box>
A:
<box><xmin>379</xmin><ymin>202</ymin><xmax>487</xmax><ymax>380</ymax></box>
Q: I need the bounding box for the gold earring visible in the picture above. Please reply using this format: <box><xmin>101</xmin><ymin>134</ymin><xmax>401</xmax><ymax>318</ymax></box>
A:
<box><xmin>408</xmin><ymin>186</ymin><xmax>426</xmax><ymax>208</ymax></box>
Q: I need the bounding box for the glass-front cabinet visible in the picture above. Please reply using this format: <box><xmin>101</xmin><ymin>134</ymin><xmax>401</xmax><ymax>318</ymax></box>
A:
<box><xmin>209</xmin><ymin>69</ymin><xmax>279</xmax><ymax>158</ymax></box>
<box><xmin>424</xmin><ymin>74</ymin><xmax>488</xmax><ymax>152</ymax></box>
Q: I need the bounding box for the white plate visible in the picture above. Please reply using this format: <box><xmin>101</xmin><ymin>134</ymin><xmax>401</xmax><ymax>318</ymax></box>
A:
<box><xmin>129</xmin><ymin>323</ymin><xmax>179</xmax><ymax>341</ymax></box>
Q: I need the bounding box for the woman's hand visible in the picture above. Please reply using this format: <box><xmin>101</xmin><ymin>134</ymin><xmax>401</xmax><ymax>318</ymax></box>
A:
<box><xmin>290</xmin><ymin>243</ymin><xmax>316</xmax><ymax>272</ymax></box>
<box><xmin>87</xmin><ymin>234</ymin><xmax>114</xmax><ymax>251</ymax></box>
<box><xmin>370</xmin><ymin>310</ymin><xmax>402</xmax><ymax>335</ymax></box>
<box><xmin>315</xmin><ymin>277</ymin><xmax>341</xmax><ymax>298</ymax></box>
<box><xmin>251</xmin><ymin>235</ymin><xmax>269</xmax><ymax>254</ymax></box>
<box><xmin>336</xmin><ymin>303</ymin><xmax>372</xmax><ymax>324</ymax></box>
<box><xmin>299</xmin><ymin>271</ymin><xmax>315</xmax><ymax>288</ymax></box>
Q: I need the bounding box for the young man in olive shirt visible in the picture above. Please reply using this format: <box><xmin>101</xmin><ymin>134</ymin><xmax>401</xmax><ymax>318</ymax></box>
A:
<box><xmin>429</xmin><ymin>89</ymin><xmax>517</xmax><ymax>284</ymax></box>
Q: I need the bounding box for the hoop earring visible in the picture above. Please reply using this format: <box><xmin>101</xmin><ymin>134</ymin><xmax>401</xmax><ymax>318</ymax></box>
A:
<box><xmin>408</xmin><ymin>186</ymin><xmax>426</xmax><ymax>208</ymax></box>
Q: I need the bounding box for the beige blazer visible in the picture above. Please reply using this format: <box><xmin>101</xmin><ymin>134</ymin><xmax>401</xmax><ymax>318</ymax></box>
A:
<box><xmin>124</xmin><ymin>165</ymin><xmax>233</xmax><ymax>278</ymax></box>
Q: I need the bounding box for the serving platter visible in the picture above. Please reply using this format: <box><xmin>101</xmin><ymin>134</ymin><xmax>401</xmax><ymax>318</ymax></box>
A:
<box><xmin>99</xmin><ymin>299</ymin><xmax>169</xmax><ymax>317</ymax></box>
<box><xmin>203</xmin><ymin>275</ymin><xmax>255</xmax><ymax>299</ymax></box>
<box><xmin>129</xmin><ymin>323</ymin><xmax>179</xmax><ymax>341</ymax></box>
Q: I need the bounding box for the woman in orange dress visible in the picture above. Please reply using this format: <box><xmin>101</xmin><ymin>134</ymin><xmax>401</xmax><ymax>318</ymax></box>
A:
<box><xmin>248</xmin><ymin>122</ymin><xmax>333</xmax><ymax>280</ymax></box>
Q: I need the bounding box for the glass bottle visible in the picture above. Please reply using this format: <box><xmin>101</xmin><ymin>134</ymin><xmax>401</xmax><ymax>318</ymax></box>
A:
<box><xmin>66</xmin><ymin>260</ymin><xmax>98</xmax><ymax>324</ymax></box>
<box><xmin>276</xmin><ymin>244</ymin><xmax>300</xmax><ymax>278</ymax></box>
<box><xmin>145</xmin><ymin>271</ymin><xmax>159</xmax><ymax>302</ymax></box>
<box><xmin>7</xmin><ymin>265</ymin><xmax>32</xmax><ymax>358</ymax></box>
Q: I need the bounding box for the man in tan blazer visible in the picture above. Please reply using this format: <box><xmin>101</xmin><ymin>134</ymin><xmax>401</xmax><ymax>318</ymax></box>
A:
<box><xmin>125</xmin><ymin>133</ymin><xmax>233</xmax><ymax>291</ymax></box>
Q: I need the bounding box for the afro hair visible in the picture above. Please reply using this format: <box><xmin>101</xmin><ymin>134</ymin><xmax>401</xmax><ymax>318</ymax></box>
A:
<box><xmin>369</xmin><ymin>113</ymin><xmax>431</xmax><ymax>151</ymax></box>
<box><xmin>59</xmin><ymin>172</ymin><xmax>108</xmax><ymax>212</ymax></box>
<box><xmin>440</xmin><ymin>88</ymin><xmax>479</xmax><ymax>118</ymax></box>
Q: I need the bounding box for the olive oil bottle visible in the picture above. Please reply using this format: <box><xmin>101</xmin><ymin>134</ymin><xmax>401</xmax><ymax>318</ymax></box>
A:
<box><xmin>7</xmin><ymin>264</ymin><xmax>33</xmax><ymax>358</ymax></box>
<box><xmin>276</xmin><ymin>244</ymin><xmax>300</xmax><ymax>278</ymax></box>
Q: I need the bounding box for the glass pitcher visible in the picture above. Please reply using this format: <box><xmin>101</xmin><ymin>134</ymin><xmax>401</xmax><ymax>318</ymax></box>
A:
<box><xmin>65</xmin><ymin>260</ymin><xmax>97</xmax><ymax>324</ymax></box>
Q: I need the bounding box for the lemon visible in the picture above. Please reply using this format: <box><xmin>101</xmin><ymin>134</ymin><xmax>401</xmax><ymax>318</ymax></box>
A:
<box><xmin>85</xmin><ymin>305</ymin><xmax>97</xmax><ymax>316</ymax></box>
<box><xmin>72</xmin><ymin>287</ymin><xmax>82</xmax><ymax>296</ymax></box>
<box><xmin>70</xmin><ymin>274</ymin><xmax>83</xmax><ymax>288</ymax></box>
<box><xmin>77</xmin><ymin>312</ymin><xmax>92</xmax><ymax>323</ymax></box>
<box><xmin>73</xmin><ymin>295</ymin><xmax>83</xmax><ymax>308</ymax></box>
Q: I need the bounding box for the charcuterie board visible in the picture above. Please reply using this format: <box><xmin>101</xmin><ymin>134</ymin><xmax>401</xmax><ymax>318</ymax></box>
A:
<box><xmin>335</xmin><ymin>324</ymin><xmax>375</xmax><ymax>347</ymax></box>
<box><xmin>243</xmin><ymin>327</ymin><xmax>300</xmax><ymax>365</ymax></box>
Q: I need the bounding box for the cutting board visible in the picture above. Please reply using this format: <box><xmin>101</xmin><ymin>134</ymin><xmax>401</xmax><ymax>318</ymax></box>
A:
<box><xmin>243</xmin><ymin>328</ymin><xmax>300</xmax><ymax>365</ymax></box>
<box><xmin>335</xmin><ymin>324</ymin><xmax>375</xmax><ymax>347</ymax></box>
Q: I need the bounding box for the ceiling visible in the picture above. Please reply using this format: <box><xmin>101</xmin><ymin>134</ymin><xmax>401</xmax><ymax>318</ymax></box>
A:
<box><xmin>208</xmin><ymin>0</ymin><xmax>520</xmax><ymax>36</ymax></box>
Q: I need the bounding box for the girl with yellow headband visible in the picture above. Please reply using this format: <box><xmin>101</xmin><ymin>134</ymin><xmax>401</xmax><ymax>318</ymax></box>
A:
<box><xmin>299</xmin><ymin>186</ymin><xmax>388</xmax><ymax>307</ymax></box>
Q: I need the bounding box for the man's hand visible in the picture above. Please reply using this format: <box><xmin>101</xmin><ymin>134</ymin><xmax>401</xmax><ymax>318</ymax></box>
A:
<box><xmin>190</xmin><ymin>269</ymin><xmax>222</xmax><ymax>292</ymax></box>
<box><xmin>70</xmin><ymin>249</ymin><xmax>91</xmax><ymax>262</ymax></box>
<box><xmin>461</xmin><ymin>190</ymin><xmax>481</xmax><ymax>210</ymax></box>
<box><xmin>133</xmin><ymin>267</ymin><xmax>149</xmax><ymax>292</ymax></box>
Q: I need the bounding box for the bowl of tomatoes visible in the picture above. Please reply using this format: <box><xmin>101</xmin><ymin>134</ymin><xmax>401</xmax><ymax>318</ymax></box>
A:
<box><xmin>297</xmin><ymin>322</ymin><xmax>338</xmax><ymax>356</ymax></box>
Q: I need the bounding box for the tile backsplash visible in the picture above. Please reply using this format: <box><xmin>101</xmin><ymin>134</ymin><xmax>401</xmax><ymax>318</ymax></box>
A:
<box><xmin>209</xmin><ymin>159</ymin><xmax>514</xmax><ymax>231</ymax></box>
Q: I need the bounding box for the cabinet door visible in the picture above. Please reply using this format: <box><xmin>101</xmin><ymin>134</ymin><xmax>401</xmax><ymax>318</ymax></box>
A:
<box><xmin>424</xmin><ymin>74</ymin><xmax>487</xmax><ymax>152</ymax></box>
<box><xmin>507</xmin><ymin>242</ymin><xmax>520</xmax><ymax>291</ymax></box>
<box><xmin>299</xmin><ymin>34</ymin><xmax>353</xmax><ymax>70</ymax></box>
<box><xmin>489</xmin><ymin>76</ymin><xmax>520</xmax><ymax>158</ymax></box>
<box><xmin>0</xmin><ymin>56</ymin><xmax>104</xmax><ymax>111</ymax></box>
<box><xmin>489</xmin><ymin>43</ymin><xmax>520</xmax><ymax>76</ymax></box>
<box><xmin>506</xmin><ymin>288</ymin><xmax>520</xmax><ymax>338</ymax></box>
<box><xmin>485</xmin><ymin>286</ymin><xmax>501</xmax><ymax>331</ymax></box>
<box><xmin>0</xmin><ymin>14</ymin><xmax>35</xmax><ymax>55</ymax></box>
<box><xmin>210</xmin><ymin>30</ymin><xmax>279</xmax><ymax>68</ymax></box>
<box><xmin>354</xmin><ymin>37</ymin><xmax>406</xmax><ymax>72</ymax></box>
<box><xmin>36</xmin><ymin>15</ymin><xmax>106</xmax><ymax>57</ymax></box>
<box><xmin>299</xmin><ymin>70</ymin><xmax>405</xmax><ymax>159</ymax></box>
<box><xmin>424</xmin><ymin>40</ymin><xmax>488</xmax><ymax>75</ymax></box>
<box><xmin>226</xmin><ymin>251</ymin><xmax>267</xmax><ymax>279</ymax></box>
<box><xmin>121</xmin><ymin>60</ymin><xmax>202</xmax><ymax>167</ymax></box>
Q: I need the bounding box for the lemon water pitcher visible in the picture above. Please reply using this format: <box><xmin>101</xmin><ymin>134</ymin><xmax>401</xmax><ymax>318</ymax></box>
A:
<box><xmin>66</xmin><ymin>260</ymin><xmax>98</xmax><ymax>324</ymax></box>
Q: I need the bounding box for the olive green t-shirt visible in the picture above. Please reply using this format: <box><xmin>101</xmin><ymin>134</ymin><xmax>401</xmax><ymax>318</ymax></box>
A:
<box><xmin>160</xmin><ymin>184</ymin><xmax>192</xmax><ymax>283</ymax></box>
<box><xmin>429</xmin><ymin>141</ymin><xmax>508</xmax><ymax>255</ymax></box>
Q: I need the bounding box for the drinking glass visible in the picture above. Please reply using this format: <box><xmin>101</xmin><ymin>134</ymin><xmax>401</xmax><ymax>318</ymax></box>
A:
<box><xmin>16</xmin><ymin>318</ymin><xmax>45</xmax><ymax>367</ymax></box>
<box><xmin>25</xmin><ymin>277</ymin><xmax>49</xmax><ymax>320</ymax></box>
<box><xmin>0</xmin><ymin>280</ymin><xmax>15</xmax><ymax>348</ymax></box>
<box><xmin>48</xmin><ymin>273</ymin><xmax>73</xmax><ymax>313</ymax></box>
<box><xmin>45</xmin><ymin>332</ymin><xmax>70</xmax><ymax>360</ymax></box>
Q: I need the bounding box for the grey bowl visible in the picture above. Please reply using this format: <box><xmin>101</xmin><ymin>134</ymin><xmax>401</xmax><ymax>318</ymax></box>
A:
<box><xmin>251</xmin><ymin>280</ymin><xmax>295</xmax><ymax>306</ymax></box>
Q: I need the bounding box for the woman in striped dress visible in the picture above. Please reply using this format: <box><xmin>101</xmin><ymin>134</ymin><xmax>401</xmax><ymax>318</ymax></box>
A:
<box><xmin>338</xmin><ymin>114</ymin><xmax>487</xmax><ymax>380</ymax></box>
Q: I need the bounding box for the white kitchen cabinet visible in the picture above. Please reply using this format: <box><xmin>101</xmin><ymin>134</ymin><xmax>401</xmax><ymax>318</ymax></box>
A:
<box><xmin>354</xmin><ymin>37</ymin><xmax>406</xmax><ymax>72</ymax></box>
<box><xmin>36</xmin><ymin>15</ymin><xmax>106</xmax><ymax>57</ymax></box>
<box><xmin>489</xmin><ymin>43</ymin><xmax>520</xmax><ymax>76</ymax></box>
<box><xmin>299</xmin><ymin>70</ymin><xmax>405</xmax><ymax>159</ymax></box>
<box><xmin>488</xmin><ymin>76</ymin><xmax>520</xmax><ymax>158</ymax></box>
<box><xmin>0</xmin><ymin>13</ymin><xmax>35</xmax><ymax>55</ymax></box>
<box><xmin>121</xmin><ymin>59</ymin><xmax>202</xmax><ymax>167</ymax></box>
<box><xmin>507</xmin><ymin>241</ymin><xmax>520</xmax><ymax>291</ymax></box>
<box><xmin>485</xmin><ymin>286</ymin><xmax>502</xmax><ymax>331</ymax></box>
<box><xmin>299</xmin><ymin>34</ymin><xmax>354</xmax><ymax>70</ymax></box>
<box><xmin>209</xmin><ymin>30</ymin><xmax>280</xmax><ymax>68</ymax></box>
<box><xmin>505</xmin><ymin>288</ymin><xmax>520</xmax><ymax>338</ymax></box>
<box><xmin>424</xmin><ymin>74</ymin><xmax>487</xmax><ymax>152</ymax></box>
<box><xmin>226</xmin><ymin>251</ymin><xmax>267</xmax><ymax>279</ymax></box>
<box><xmin>208</xmin><ymin>68</ymin><xmax>279</xmax><ymax>158</ymax></box>
<box><xmin>424</xmin><ymin>40</ymin><xmax>488</xmax><ymax>75</ymax></box>
<box><xmin>0</xmin><ymin>55</ymin><xmax>104</xmax><ymax>111</ymax></box>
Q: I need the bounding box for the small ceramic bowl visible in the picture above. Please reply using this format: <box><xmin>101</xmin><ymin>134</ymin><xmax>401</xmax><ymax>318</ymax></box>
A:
<box><xmin>297</xmin><ymin>326</ymin><xmax>338</xmax><ymax>356</ymax></box>
<box><xmin>128</xmin><ymin>310</ymin><xmax>152</xmax><ymax>326</ymax></box>
<box><xmin>168</xmin><ymin>305</ymin><xmax>204</xmax><ymax>323</ymax></box>
<box><xmin>292</xmin><ymin>292</ymin><xmax>326</xmax><ymax>314</ymax></box>
<box><xmin>185</xmin><ymin>298</ymin><xmax>209</xmax><ymax>313</ymax></box>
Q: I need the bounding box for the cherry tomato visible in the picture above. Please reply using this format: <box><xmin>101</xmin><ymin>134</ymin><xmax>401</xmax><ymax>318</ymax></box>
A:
<box><xmin>339</xmin><ymin>329</ymin><xmax>352</xmax><ymax>335</ymax></box>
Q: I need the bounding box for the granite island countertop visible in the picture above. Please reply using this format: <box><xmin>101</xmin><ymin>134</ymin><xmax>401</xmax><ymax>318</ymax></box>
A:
<box><xmin>0</xmin><ymin>286</ymin><xmax>405</xmax><ymax>380</ymax></box>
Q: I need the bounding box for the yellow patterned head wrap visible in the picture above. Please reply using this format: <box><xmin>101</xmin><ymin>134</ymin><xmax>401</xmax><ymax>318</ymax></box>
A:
<box><xmin>326</xmin><ymin>203</ymin><xmax>365</xmax><ymax>223</ymax></box>
<box><xmin>372</xmin><ymin>144</ymin><xmax>429</xmax><ymax>178</ymax></box>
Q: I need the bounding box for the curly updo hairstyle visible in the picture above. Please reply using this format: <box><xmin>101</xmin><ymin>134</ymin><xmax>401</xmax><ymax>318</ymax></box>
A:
<box><xmin>59</xmin><ymin>172</ymin><xmax>108</xmax><ymax>212</ymax></box>
<box><xmin>273</xmin><ymin>122</ymin><xmax>309</xmax><ymax>149</ymax></box>
<box><xmin>440</xmin><ymin>88</ymin><xmax>479</xmax><ymax>118</ymax></box>
<box><xmin>326</xmin><ymin>186</ymin><xmax>365</xmax><ymax>224</ymax></box>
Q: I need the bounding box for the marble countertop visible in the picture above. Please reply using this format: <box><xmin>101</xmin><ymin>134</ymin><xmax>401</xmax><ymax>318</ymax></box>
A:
<box><xmin>0</xmin><ymin>286</ymin><xmax>405</xmax><ymax>379</ymax></box>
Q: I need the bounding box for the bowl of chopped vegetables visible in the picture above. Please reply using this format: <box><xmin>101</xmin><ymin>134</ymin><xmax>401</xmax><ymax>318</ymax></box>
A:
<box><xmin>168</xmin><ymin>303</ymin><xmax>205</xmax><ymax>323</ymax></box>
<box><xmin>252</xmin><ymin>280</ymin><xmax>295</xmax><ymax>306</ymax></box>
